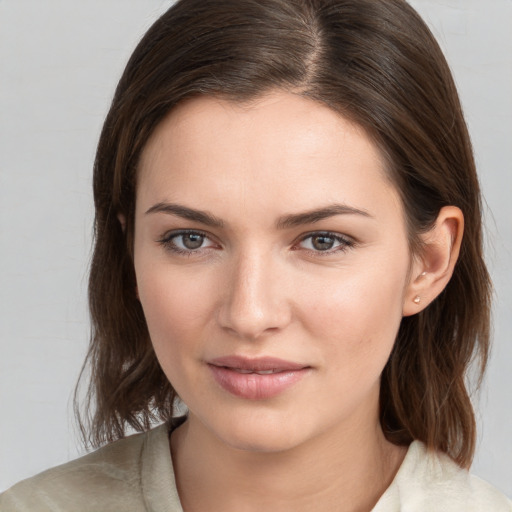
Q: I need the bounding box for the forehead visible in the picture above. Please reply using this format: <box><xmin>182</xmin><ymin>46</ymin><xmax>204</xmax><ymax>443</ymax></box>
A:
<box><xmin>136</xmin><ymin>91</ymin><xmax>403</xmax><ymax>226</ymax></box>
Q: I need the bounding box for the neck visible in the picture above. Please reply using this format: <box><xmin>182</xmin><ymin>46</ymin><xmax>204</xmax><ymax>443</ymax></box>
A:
<box><xmin>170</xmin><ymin>411</ymin><xmax>406</xmax><ymax>512</ymax></box>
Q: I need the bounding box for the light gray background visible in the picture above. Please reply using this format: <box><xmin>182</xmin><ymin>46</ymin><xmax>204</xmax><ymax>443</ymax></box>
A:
<box><xmin>1</xmin><ymin>0</ymin><xmax>511</xmax><ymax>496</ymax></box>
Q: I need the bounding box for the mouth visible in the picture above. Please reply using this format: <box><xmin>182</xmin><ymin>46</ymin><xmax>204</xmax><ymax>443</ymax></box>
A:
<box><xmin>223</xmin><ymin>368</ymin><xmax>286</xmax><ymax>374</ymax></box>
<box><xmin>207</xmin><ymin>355</ymin><xmax>311</xmax><ymax>400</ymax></box>
<box><xmin>209</xmin><ymin>355</ymin><xmax>308</xmax><ymax>372</ymax></box>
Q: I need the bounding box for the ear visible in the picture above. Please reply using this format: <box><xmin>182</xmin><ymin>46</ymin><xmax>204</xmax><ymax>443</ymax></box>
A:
<box><xmin>402</xmin><ymin>206</ymin><xmax>464</xmax><ymax>316</ymax></box>
<box><xmin>117</xmin><ymin>213</ymin><xmax>126</xmax><ymax>233</ymax></box>
<box><xmin>116</xmin><ymin>213</ymin><xmax>139</xmax><ymax>299</ymax></box>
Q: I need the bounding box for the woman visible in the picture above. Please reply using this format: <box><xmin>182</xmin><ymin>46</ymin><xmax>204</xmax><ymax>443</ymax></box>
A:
<box><xmin>2</xmin><ymin>0</ymin><xmax>510</xmax><ymax>510</ymax></box>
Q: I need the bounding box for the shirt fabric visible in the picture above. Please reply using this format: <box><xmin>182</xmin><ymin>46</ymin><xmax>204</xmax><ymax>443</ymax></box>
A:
<box><xmin>1</xmin><ymin>419</ymin><xmax>511</xmax><ymax>511</ymax></box>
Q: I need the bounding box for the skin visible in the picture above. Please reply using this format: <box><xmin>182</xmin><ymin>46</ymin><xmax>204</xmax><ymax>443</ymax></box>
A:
<box><xmin>131</xmin><ymin>90</ymin><xmax>463</xmax><ymax>512</ymax></box>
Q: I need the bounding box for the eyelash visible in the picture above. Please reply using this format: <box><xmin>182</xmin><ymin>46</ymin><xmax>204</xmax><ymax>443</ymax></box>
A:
<box><xmin>157</xmin><ymin>230</ymin><xmax>215</xmax><ymax>257</ymax></box>
<box><xmin>295</xmin><ymin>231</ymin><xmax>355</xmax><ymax>256</ymax></box>
<box><xmin>157</xmin><ymin>230</ymin><xmax>355</xmax><ymax>257</ymax></box>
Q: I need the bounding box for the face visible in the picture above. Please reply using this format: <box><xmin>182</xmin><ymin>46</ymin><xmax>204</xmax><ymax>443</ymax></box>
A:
<box><xmin>133</xmin><ymin>91</ymin><xmax>414</xmax><ymax>453</ymax></box>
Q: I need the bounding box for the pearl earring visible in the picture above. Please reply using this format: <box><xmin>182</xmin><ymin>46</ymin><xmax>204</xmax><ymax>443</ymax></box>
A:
<box><xmin>413</xmin><ymin>296</ymin><xmax>421</xmax><ymax>304</ymax></box>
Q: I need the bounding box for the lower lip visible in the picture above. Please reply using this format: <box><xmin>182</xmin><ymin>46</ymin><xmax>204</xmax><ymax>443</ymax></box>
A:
<box><xmin>208</xmin><ymin>365</ymin><xmax>310</xmax><ymax>400</ymax></box>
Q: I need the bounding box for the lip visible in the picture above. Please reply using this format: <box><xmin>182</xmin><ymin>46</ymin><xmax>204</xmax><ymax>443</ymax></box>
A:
<box><xmin>208</xmin><ymin>356</ymin><xmax>311</xmax><ymax>400</ymax></box>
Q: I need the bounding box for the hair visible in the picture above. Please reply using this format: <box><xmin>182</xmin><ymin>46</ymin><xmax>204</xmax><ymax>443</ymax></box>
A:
<box><xmin>76</xmin><ymin>0</ymin><xmax>491</xmax><ymax>468</ymax></box>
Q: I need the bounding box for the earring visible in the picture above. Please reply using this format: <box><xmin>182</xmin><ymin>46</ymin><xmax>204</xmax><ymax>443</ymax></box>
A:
<box><xmin>413</xmin><ymin>296</ymin><xmax>421</xmax><ymax>304</ymax></box>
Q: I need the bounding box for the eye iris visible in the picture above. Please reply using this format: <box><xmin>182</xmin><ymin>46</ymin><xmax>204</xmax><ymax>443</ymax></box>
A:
<box><xmin>182</xmin><ymin>233</ymin><xmax>204</xmax><ymax>250</ymax></box>
<box><xmin>312</xmin><ymin>235</ymin><xmax>335</xmax><ymax>251</ymax></box>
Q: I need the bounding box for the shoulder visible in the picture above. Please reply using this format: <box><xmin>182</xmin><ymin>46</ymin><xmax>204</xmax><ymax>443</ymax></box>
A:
<box><xmin>375</xmin><ymin>441</ymin><xmax>512</xmax><ymax>511</ymax></box>
<box><xmin>0</xmin><ymin>423</ymin><xmax>173</xmax><ymax>512</ymax></box>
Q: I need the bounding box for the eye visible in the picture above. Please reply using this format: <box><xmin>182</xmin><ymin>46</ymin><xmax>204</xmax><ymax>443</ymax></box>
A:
<box><xmin>158</xmin><ymin>230</ymin><xmax>217</xmax><ymax>255</ymax></box>
<box><xmin>297</xmin><ymin>231</ymin><xmax>354</xmax><ymax>254</ymax></box>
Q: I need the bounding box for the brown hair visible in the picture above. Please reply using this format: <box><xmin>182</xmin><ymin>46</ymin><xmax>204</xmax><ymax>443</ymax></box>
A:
<box><xmin>76</xmin><ymin>0</ymin><xmax>491</xmax><ymax>468</ymax></box>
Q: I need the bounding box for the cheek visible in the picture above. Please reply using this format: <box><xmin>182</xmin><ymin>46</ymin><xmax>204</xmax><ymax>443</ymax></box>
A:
<box><xmin>135</xmin><ymin>259</ymin><xmax>217</xmax><ymax>361</ymax></box>
<box><xmin>135</xmin><ymin>264</ymin><xmax>219</xmax><ymax>400</ymax></box>
<box><xmin>299</xmin><ymin>255</ymin><xmax>408</xmax><ymax>369</ymax></box>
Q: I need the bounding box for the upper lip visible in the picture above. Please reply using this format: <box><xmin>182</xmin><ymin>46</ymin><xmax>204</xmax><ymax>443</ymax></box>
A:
<box><xmin>208</xmin><ymin>355</ymin><xmax>309</xmax><ymax>372</ymax></box>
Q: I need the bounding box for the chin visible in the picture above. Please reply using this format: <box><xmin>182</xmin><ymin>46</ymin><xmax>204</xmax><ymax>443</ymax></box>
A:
<box><xmin>220</xmin><ymin>426</ymin><xmax>304</xmax><ymax>454</ymax></box>
<box><xmin>202</xmin><ymin>407</ymin><xmax>315</xmax><ymax>454</ymax></box>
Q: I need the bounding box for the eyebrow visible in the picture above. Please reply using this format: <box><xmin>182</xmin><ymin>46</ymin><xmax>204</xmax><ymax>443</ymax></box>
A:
<box><xmin>275</xmin><ymin>204</ymin><xmax>372</xmax><ymax>229</ymax></box>
<box><xmin>145</xmin><ymin>202</ymin><xmax>225</xmax><ymax>227</ymax></box>
<box><xmin>145</xmin><ymin>202</ymin><xmax>372</xmax><ymax>229</ymax></box>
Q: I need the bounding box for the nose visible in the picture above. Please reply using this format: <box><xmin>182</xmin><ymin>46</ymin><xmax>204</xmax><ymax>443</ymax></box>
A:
<box><xmin>217</xmin><ymin>249</ymin><xmax>292</xmax><ymax>341</ymax></box>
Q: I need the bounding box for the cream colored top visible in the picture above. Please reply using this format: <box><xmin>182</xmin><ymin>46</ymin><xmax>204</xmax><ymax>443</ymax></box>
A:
<box><xmin>1</xmin><ymin>421</ymin><xmax>511</xmax><ymax>511</ymax></box>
